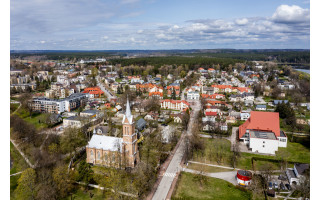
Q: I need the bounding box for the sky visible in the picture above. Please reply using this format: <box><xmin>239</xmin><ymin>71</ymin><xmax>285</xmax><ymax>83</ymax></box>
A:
<box><xmin>10</xmin><ymin>0</ymin><xmax>310</xmax><ymax>50</ymax></box>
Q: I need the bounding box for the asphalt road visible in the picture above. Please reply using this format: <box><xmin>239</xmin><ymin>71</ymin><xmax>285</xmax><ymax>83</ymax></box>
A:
<box><xmin>96</xmin><ymin>77</ymin><xmax>116</xmax><ymax>101</ymax></box>
<box><xmin>152</xmin><ymin>100</ymin><xmax>200</xmax><ymax>200</ymax></box>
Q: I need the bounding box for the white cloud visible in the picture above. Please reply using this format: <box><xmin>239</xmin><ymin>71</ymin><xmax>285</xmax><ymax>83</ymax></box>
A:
<box><xmin>271</xmin><ymin>5</ymin><xmax>309</xmax><ymax>23</ymax></box>
<box><xmin>10</xmin><ymin>3</ymin><xmax>310</xmax><ymax>50</ymax></box>
<box><xmin>235</xmin><ymin>18</ymin><xmax>248</xmax><ymax>25</ymax></box>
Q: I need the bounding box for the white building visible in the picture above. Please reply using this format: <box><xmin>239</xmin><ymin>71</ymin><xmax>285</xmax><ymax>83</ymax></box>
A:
<box><xmin>187</xmin><ymin>91</ymin><xmax>200</xmax><ymax>100</ymax></box>
<box><xmin>239</xmin><ymin>111</ymin><xmax>287</xmax><ymax>155</ymax></box>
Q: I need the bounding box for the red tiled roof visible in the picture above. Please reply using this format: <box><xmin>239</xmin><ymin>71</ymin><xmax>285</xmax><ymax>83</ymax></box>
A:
<box><xmin>236</xmin><ymin>87</ymin><xmax>249</xmax><ymax>93</ymax></box>
<box><xmin>211</xmin><ymin>85</ymin><xmax>232</xmax><ymax>89</ymax></box>
<box><xmin>160</xmin><ymin>99</ymin><xmax>190</xmax><ymax>106</ymax></box>
<box><xmin>239</xmin><ymin>111</ymin><xmax>280</xmax><ymax>139</ymax></box>
<box><xmin>82</xmin><ymin>87</ymin><xmax>104</xmax><ymax>95</ymax></box>
<box><xmin>149</xmin><ymin>92</ymin><xmax>163</xmax><ymax>96</ymax></box>
<box><xmin>206</xmin><ymin>100</ymin><xmax>227</xmax><ymax>106</ymax></box>
<box><xmin>205</xmin><ymin>112</ymin><xmax>217</xmax><ymax>116</ymax></box>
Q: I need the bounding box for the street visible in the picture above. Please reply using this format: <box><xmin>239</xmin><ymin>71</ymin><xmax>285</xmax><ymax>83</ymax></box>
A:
<box><xmin>151</xmin><ymin>99</ymin><xmax>201</xmax><ymax>200</ymax></box>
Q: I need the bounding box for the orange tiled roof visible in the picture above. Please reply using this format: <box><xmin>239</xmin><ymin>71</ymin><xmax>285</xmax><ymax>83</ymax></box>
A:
<box><xmin>239</xmin><ymin>111</ymin><xmax>281</xmax><ymax>139</ymax></box>
<box><xmin>160</xmin><ymin>99</ymin><xmax>190</xmax><ymax>106</ymax></box>
<box><xmin>235</xmin><ymin>87</ymin><xmax>249</xmax><ymax>93</ymax></box>
<box><xmin>211</xmin><ymin>85</ymin><xmax>233</xmax><ymax>89</ymax></box>
<box><xmin>206</xmin><ymin>100</ymin><xmax>228</xmax><ymax>106</ymax></box>
<box><xmin>82</xmin><ymin>87</ymin><xmax>104</xmax><ymax>95</ymax></box>
<box><xmin>149</xmin><ymin>92</ymin><xmax>163</xmax><ymax>97</ymax></box>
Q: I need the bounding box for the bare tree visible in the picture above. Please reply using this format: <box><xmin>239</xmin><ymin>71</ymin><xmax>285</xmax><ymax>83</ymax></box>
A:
<box><xmin>258</xmin><ymin>163</ymin><xmax>274</xmax><ymax>199</ymax></box>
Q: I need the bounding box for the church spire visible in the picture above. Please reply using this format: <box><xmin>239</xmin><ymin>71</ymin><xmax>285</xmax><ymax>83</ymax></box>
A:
<box><xmin>122</xmin><ymin>96</ymin><xmax>133</xmax><ymax>124</ymax></box>
<box><xmin>126</xmin><ymin>96</ymin><xmax>132</xmax><ymax>119</ymax></box>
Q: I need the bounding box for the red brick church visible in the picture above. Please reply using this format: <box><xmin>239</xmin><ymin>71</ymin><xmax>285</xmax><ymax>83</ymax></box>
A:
<box><xmin>86</xmin><ymin>98</ymin><xmax>140</xmax><ymax>168</ymax></box>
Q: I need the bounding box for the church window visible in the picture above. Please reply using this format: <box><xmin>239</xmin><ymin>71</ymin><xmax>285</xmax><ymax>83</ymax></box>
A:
<box><xmin>104</xmin><ymin>153</ymin><xmax>108</xmax><ymax>162</ymax></box>
<box><xmin>97</xmin><ymin>151</ymin><xmax>101</xmax><ymax>160</ymax></box>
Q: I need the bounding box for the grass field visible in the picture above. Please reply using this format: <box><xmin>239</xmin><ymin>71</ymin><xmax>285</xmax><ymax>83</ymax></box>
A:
<box><xmin>192</xmin><ymin>138</ymin><xmax>309</xmax><ymax>171</ymax></box>
<box><xmin>10</xmin><ymin>142</ymin><xmax>28</xmax><ymax>196</ymax></box>
<box><xmin>10</xmin><ymin>103</ymin><xmax>20</xmax><ymax>114</ymax></box>
<box><xmin>172</xmin><ymin>172</ymin><xmax>252</xmax><ymax>200</ymax></box>
<box><xmin>15</xmin><ymin>107</ymin><xmax>48</xmax><ymax>130</ymax></box>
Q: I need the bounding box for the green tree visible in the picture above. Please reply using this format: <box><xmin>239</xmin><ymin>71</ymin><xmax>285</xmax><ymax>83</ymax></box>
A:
<box><xmin>60</xmin><ymin>127</ymin><xmax>87</xmax><ymax>154</ymax></box>
<box><xmin>76</xmin><ymin>161</ymin><xmax>94</xmax><ymax>184</ymax></box>
<box><xmin>15</xmin><ymin>168</ymin><xmax>37</xmax><ymax>200</ymax></box>
<box><xmin>171</xmin><ymin>88</ymin><xmax>176</xmax><ymax>100</ymax></box>
<box><xmin>53</xmin><ymin>165</ymin><xmax>75</xmax><ymax>198</ymax></box>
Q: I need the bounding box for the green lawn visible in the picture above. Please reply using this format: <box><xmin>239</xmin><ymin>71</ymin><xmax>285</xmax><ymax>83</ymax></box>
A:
<box><xmin>15</xmin><ymin>107</ymin><xmax>48</xmax><ymax>130</ymax></box>
<box><xmin>263</xmin><ymin>96</ymin><xmax>274</xmax><ymax>102</ymax></box>
<box><xmin>10</xmin><ymin>142</ymin><xmax>28</xmax><ymax>196</ymax></box>
<box><xmin>10</xmin><ymin>103</ymin><xmax>20</xmax><ymax>114</ymax></box>
<box><xmin>23</xmin><ymin>113</ymin><xmax>49</xmax><ymax>130</ymax></box>
<box><xmin>172</xmin><ymin>172</ymin><xmax>252</xmax><ymax>200</ymax></box>
<box><xmin>277</xmin><ymin>141</ymin><xmax>310</xmax><ymax>163</ymax></box>
<box><xmin>192</xmin><ymin>138</ymin><xmax>309</xmax><ymax>171</ymax></box>
<box><xmin>10</xmin><ymin>142</ymin><xmax>28</xmax><ymax>175</ymax></box>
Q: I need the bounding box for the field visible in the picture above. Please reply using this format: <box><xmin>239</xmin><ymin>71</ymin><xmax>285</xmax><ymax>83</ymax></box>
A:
<box><xmin>192</xmin><ymin>138</ymin><xmax>309</xmax><ymax>171</ymax></box>
<box><xmin>10</xmin><ymin>103</ymin><xmax>20</xmax><ymax>114</ymax></box>
<box><xmin>15</xmin><ymin>107</ymin><xmax>49</xmax><ymax>130</ymax></box>
<box><xmin>172</xmin><ymin>172</ymin><xmax>252</xmax><ymax>200</ymax></box>
<box><xmin>10</xmin><ymin>142</ymin><xmax>28</xmax><ymax>197</ymax></box>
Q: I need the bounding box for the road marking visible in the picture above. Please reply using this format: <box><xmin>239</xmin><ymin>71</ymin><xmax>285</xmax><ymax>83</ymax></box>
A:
<box><xmin>163</xmin><ymin>172</ymin><xmax>176</xmax><ymax>178</ymax></box>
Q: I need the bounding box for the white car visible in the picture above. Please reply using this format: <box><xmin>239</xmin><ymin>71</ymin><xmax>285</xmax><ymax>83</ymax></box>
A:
<box><xmin>273</xmin><ymin>182</ymin><xmax>278</xmax><ymax>189</ymax></box>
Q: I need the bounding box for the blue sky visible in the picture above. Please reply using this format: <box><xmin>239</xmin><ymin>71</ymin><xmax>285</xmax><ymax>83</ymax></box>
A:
<box><xmin>10</xmin><ymin>0</ymin><xmax>310</xmax><ymax>50</ymax></box>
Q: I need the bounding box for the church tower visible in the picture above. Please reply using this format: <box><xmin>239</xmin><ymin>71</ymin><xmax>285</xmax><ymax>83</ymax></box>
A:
<box><xmin>122</xmin><ymin>98</ymin><xmax>139</xmax><ymax>168</ymax></box>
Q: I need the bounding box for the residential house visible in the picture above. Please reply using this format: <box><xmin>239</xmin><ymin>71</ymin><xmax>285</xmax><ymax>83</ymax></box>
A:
<box><xmin>256</xmin><ymin>105</ymin><xmax>267</xmax><ymax>111</ymax></box>
<box><xmin>202</xmin><ymin>111</ymin><xmax>217</xmax><ymax>122</ymax></box>
<box><xmin>63</xmin><ymin>116</ymin><xmax>82</xmax><ymax>128</ymax></box>
<box><xmin>187</xmin><ymin>91</ymin><xmax>200</xmax><ymax>100</ymax></box>
<box><xmin>286</xmin><ymin>163</ymin><xmax>309</xmax><ymax>185</ymax></box>
<box><xmin>149</xmin><ymin>92</ymin><xmax>163</xmax><ymax>99</ymax></box>
<box><xmin>144</xmin><ymin>111</ymin><xmax>159</xmax><ymax>121</ymax></box>
<box><xmin>136</xmin><ymin>118</ymin><xmax>147</xmax><ymax>131</ymax></box>
<box><xmin>160</xmin><ymin>99</ymin><xmax>190</xmax><ymax>111</ymax></box>
<box><xmin>240</xmin><ymin>109</ymin><xmax>251</xmax><ymax>121</ymax></box>
<box><xmin>239</xmin><ymin>111</ymin><xmax>287</xmax><ymax>154</ymax></box>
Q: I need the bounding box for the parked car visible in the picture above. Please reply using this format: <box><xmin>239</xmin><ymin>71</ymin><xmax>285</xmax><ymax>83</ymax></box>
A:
<box><xmin>273</xmin><ymin>182</ymin><xmax>278</xmax><ymax>189</ymax></box>
<box><xmin>268</xmin><ymin>182</ymin><xmax>273</xmax><ymax>190</ymax></box>
<box><xmin>285</xmin><ymin>183</ymin><xmax>292</xmax><ymax>190</ymax></box>
<box><xmin>280</xmin><ymin>182</ymin><xmax>286</xmax><ymax>190</ymax></box>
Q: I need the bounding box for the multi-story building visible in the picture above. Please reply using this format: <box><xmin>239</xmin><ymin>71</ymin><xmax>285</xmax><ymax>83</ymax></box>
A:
<box><xmin>30</xmin><ymin>93</ymin><xmax>88</xmax><ymax>114</ymax></box>
<box><xmin>160</xmin><ymin>99</ymin><xmax>190</xmax><ymax>111</ymax></box>
<box><xmin>239</xmin><ymin>111</ymin><xmax>287</xmax><ymax>154</ymax></box>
